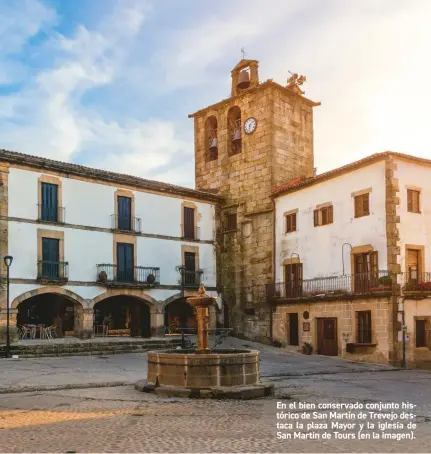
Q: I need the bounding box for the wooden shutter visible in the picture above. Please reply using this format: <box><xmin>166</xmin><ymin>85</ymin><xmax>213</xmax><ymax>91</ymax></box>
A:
<box><xmin>407</xmin><ymin>190</ymin><xmax>413</xmax><ymax>212</ymax></box>
<box><xmin>184</xmin><ymin>207</ymin><xmax>195</xmax><ymax>239</ymax></box>
<box><xmin>363</xmin><ymin>194</ymin><xmax>370</xmax><ymax>215</ymax></box>
<box><xmin>184</xmin><ymin>252</ymin><xmax>196</xmax><ymax>271</ymax></box>
<box><xmin>118</xmin><ymin>196</ymin><xmax>132</xmax><ymax>230</ymax></box>
<box><xmin>313</xmin><ymin>209</ymin><xmax>319</xmax><ymax>226</ymax></box>
<box><xmin>41</xmin><ymin>183</ymin><xmax>58</xmax><ymax>221</ymax></box>
<box><xmin>328</xmin><ymin>205</ymin><xmax>333</xmax><ymax>224</ymax></box>
<box><xmin>354</xmin><ymin>196</ymin><xmax>361</xmax><ymax>218</ymax></box>
<box><xmin>286</xmin><ymin>215</ymin><xmax>291</xmax><ymax>233</ymax></box>
<box><xmin>292</xmin><ymin>213</ymin><xmax>297</xmax><ymax>231</ymax></box>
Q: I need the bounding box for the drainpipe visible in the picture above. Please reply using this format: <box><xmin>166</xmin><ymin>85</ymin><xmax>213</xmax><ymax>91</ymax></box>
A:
<box><xmin>398</xmin><ymin>295</ymin><xmax>407</xmax><ymax>369</ymax></box>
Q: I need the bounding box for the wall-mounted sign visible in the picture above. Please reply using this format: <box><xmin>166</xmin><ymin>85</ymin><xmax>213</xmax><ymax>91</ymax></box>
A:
<box><xmin>303</xmin><ymin>322</ymin><xmax>310</xmax><ymax>332</ymax></box>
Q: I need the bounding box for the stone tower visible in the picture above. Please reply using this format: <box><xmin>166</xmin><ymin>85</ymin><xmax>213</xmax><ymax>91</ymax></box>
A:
<box><xmin>189</xmin><ymin>59</ymin><xmax>320</xmax><ymax>342</ymax></box>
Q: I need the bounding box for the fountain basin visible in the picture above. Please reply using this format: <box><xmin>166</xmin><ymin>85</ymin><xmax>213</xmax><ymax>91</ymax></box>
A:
<box><xmin>136</xmin><ymin>348</ymin><xmax>274</xmax><ymax>399</ymax></box>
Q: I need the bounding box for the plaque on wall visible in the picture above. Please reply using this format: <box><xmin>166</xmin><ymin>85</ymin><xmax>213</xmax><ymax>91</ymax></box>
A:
<box><xmin>303</xmin><ymin>311</ymin><xmax>310</xmax><ymax>320</ymax></box>
<box><xmin>303</xmin><ymin>322</ymin><xmax>310</xmax><ymax>332</ymax></box>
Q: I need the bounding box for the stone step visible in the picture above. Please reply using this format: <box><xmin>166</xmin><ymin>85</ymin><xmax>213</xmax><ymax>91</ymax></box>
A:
<box><xmin>0</xmin><ymin>338</ymin><xmax>182</xmax><ymax>358</ymax></box>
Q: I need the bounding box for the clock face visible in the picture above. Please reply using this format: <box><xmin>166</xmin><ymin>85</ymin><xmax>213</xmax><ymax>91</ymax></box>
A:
<box><xmin>244</xmin><ymin>117</ymin><xmax>257</xmax><ymax>135</ymax></box>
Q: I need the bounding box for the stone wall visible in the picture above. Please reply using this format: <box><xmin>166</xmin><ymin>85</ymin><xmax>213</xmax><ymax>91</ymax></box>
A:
<box><xmin>272</xmin><ymin>296</ymin><xmax>392</xmax><ymax>364</ymax></box>
<box><xmin>193</xmin><ymin>79</ymin><xmax>317</xmax><ymax>342</ymax></box>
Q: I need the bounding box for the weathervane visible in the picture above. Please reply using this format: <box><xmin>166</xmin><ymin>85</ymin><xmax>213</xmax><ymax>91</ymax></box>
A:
<box><xmin>286</xmin><ymin>70</ymin><xmax>306</xmax><ymax>94</ymax></box>
<box><xmin>241</xmin><ymin>47</ymin><xmax>246</xmax><ymax>59</ymax></box>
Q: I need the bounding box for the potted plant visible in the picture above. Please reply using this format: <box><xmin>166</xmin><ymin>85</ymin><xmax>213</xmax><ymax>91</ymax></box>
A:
<box><xmin>302</xmin><ymin>342</ymin><xmax>313</xmax><ymax>355</ymax></box>
<box><xmin>379</xmin><ymin>275</ymin><xmax>392</xmax><ymax>287</ymax></box>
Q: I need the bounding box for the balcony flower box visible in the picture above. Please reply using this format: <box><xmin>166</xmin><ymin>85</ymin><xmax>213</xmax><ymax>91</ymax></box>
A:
<box><xmin>369</xmin><ymin>285</ymin><xmax>392</xmax><ymax>292</ymax></box>
<box><xmin>404</xmin><ymin>281</ymin><xmax>431</xmax><ymax>293</ymax></box>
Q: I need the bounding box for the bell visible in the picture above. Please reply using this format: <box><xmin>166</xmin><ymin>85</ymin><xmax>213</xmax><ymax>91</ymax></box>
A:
<box><xmin>209</xmin><ymin>137</ymin><xmax>217</xmax><ymax>151</ymax></box>
<box><xmin>232</xmin><ymin>128</ymin><xmax>241</xmax><ymax>144</ymax></box>
<box><xmin>237</xmin><ymin>70</ymin><xmax>250</xmax><ymax>89</ymax></box>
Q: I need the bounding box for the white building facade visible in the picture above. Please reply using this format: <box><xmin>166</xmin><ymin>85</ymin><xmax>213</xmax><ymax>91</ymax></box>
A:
<box><xmin>271</xmin><ymin>152</ymin><xmax>431</xmax><ymax>367</ymax></box>
<box><xmin>0</xmin><ymin>150</ymin><xmax>221</xmax><ymax>338</ymax></box>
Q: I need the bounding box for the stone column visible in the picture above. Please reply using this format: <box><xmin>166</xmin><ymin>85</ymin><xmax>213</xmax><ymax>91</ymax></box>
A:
<box><xmin>151</xmin><ymin>307</ymin><xmax>165</xmax><ymax>338</ymax></box>
<box><xmin>75</xmin><ymin>309</ymin><xmax>94</xmax><ymax>339</ymax></box>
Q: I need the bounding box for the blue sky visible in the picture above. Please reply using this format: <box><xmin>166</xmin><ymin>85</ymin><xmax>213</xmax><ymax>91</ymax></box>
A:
<box><xmin>1</xmin><ymin>0</ymin><xmax>431</xmax><ymax>188</ymax></box>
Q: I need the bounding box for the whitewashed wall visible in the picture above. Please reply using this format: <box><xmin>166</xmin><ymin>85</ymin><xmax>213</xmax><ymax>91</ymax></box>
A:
<box><xmin>395</xmin><ymin>159</ymin><xmax>431</xmax><ymax>272</ymax></box>
<box><xmin>274</xmin><ymin>161</ymin><xmax>388</xmax><ymax>282</ymax></box>
<box><xmin>8</xmin><ymin>168</ymin><xmax>215</xmax><ymax>241</ymax></box>
<box><xmin>7</xmin><ymin>166</ymin><xmax>218</xmax><ymax>306</ymax></box>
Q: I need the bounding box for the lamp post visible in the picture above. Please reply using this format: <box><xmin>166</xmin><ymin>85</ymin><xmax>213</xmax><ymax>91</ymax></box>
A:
<box><xmin>3</xmin><ymin>255</ymin><xmax>13</xmax><ymax>358</ymax></box>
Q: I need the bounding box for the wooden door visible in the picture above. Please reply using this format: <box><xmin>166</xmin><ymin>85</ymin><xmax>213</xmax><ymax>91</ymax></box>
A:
<box><xmin>285</xmin><ymin>263</ymin><xmax>303</xmax><ymax>297</ymax></box>
<box><xmin>317</xmin><ymin>318</ymin><xmax>338</xmax><ymax>356</ymax></box>
<box><xmin>117</xmin><ymin>196</ymin><xmax>132</xmax><ymax>230</ymax></box>
<box><xmin>41</xmin><ymin>182</ymin><xmax>58</xmax><ymax>221</ymax></box>
<box><xmin>184</xmin><ymin>252</ymin><xmax>196</xmax><ymax>285</ymax></box>
<box><xmin>184</xmin><ymin>207</ymin><xmax>195</xmax><ymax>239</ymax></box>
<box><xmin>416</xmin><ymin>319</ymin><xmax>426</xmax><ymax>347</ymax></box>
<box><xmin>288</xmin><ymin>313</ymin><xmax>299</xmax><ymax>346</ymax></box>
<box><xmin>407</xmin><ymin>249</ymin><xmax>420</xmax><ymax>284</ymax></box>
<box><xmin>354</xmin><ymin>251</ymin><xmax>378</xmax><ymax>292</ymax></box>
<box><xmin>117</xmin><ymin>243</ymin><xmax>134</xmax><ymax>282</ymax></box>
<box><xmin>42</xmin><ymin>238</ymin><xmax>60</xmax><ymax>278</ymax></box>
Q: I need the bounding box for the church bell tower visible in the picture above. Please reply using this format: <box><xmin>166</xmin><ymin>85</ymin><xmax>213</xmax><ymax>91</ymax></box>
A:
<box><xmin>189</xmin><ymin>58</ymin><xmax>320</xmax><ymax>342</ymax></box>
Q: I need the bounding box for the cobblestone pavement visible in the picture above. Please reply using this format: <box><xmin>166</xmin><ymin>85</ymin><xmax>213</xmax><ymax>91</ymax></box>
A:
<box><xmin>1</xmin><ymin>339</ymin><xmax>430</xmax><ymax>452</ymax></box>
<box><xmin>0</xmin><ymin>337</ymin><xmax>393</xmax><ymax>392</ymax></box>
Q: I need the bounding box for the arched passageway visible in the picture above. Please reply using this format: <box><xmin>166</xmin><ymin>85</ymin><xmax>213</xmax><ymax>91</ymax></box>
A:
<box><xmin>164</xmin><ymin>298</ymin><xmax>196</xmax><ymax>331</ymax></box>
<box><xmin>93</xmin><ymin>295</ymin><xmax>151</xmax><ymax>338</ymax></box>
<box><xmin>17</xmin><ymin>293</ymin><xmax>82</xmax><ymax>337</ymax></box>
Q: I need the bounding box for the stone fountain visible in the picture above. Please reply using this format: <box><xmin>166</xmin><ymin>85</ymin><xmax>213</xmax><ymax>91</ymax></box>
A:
<box><xmin>135</xmin><ymin>284</ymin><xmax>273</xmax><ymax>399</ymax></box>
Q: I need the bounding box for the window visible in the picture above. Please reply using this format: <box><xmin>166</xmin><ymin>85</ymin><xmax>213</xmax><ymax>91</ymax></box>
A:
<box><xmin>41</xmin><ymin>183</ymin><xmax>58</xmax><ymax>222</ymax></box>
<box><xmin>117</xmin><ymin>243</ymin><xmax>134</xmax><ymax>282</ymax></box>
<box><xmin>184</xmin><ymin>251</ymin><xmax>196</xmax><ymax>286</ymax></box>
<box><xmin>407</xmin><ymin>189</ymin><xmax>420</xmax><ymax>213</ymax></box>
<box><xmin>354</xmin><ymin>193</ymin><xmax>370</xmax><ymax>218</ymax></box>
<box><xmin>354</xmin><ymin>251</ymin><xmax>379</xmax><ymax>292</ymax></box>
<box><xmin>284</xmin><ymin>263</ymin><xmax>303</xmax><ymax>298</ymax></box>
<box><xmin>357</xmin><ymin>311</ymin><xmax>372</xmax><ymax>344</ymax></box>
<box><xmin>407</xmin><ymin>248</ymin><xmax>421</xmax><ymax>284</ymax></box>
<box><xmin>183</xmin><ymin>206</ymin><xmax>195</xmax><ymax>239</ymax></box>
<box><xmin>117</xmin><ymin>196</ymin><xmax>132</xmax><ymax>230</ymax></box>
<box><xmin>313</xmin><ymin>205</ymin><xmax>333</xmax><ymax>227</ymax></box>
<box><xmin>285</xmin><ymin>213</ymin><xmax>297</xmax><ymax>233</ymax></box>
<box><xmin>226</xmin><ymin>213</ymin><xmax>237</xmax><ymax>231</ymax></box>
<box><xmin>41</xmin><ymin>237</ymin><xmax>60</xmax><ymax>278</ymax></box>
<box><xmin>416</xmin><ymin>319</ymin><xmax>426</xmax><ymax>347</ymax></box>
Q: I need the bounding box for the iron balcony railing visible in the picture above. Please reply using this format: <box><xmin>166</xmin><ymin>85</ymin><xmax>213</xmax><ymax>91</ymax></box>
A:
<box><xmin>267</xmin><ymin>271</ymin><xmax>391</xmax><ymax>300</ymax></box>
<box><xmin>402</xmin><ymin>272</ymin><xmax>431</xmax><ymax>292</ymax></box>
<box><xmin>37</xmin><ymin>204</ymin><xmax>66</xmax><ymax>223</ymax></box>
<box><xmin>181</xmin><ymin>225</ymin><xmax>200</xmax><ymax>241</ymax></box>
<box><xmin>111</xmin><ymin>214</ymin><xmax>141</xmax><ymax>233</ymax></box>
<box><xmin>96</xmin><ymin>264</ymin><xmax>160</xmax><ymax>286</ymax></box>
<box><xmin>37</xmin><ymin>261</ymin><xmax>69</xmax><ymax>282</ymax></box>
<box><xmin>181</xmin><ymin>269</ymin><xmax>204</xmax><ymax>288</ymax></box>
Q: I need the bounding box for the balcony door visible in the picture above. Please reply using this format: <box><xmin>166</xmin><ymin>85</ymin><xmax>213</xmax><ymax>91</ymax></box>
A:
<box><xmin>117</xmin><ymin>196</ymin><xmax>132</xmax><ymax>231</ymax></box>
<box><xmin>184</xmin><ymin>252</ymin><xmax>196</xmax><ymax>286</ymax></box>
<box><xmin>117</xmin><ymin>243</ymin><xmax>134</xmax><ymax>282</ymax></box>
<box><xmin>183</xmin><ymin>207</ymin><xmax>195</xmax><ymax>239</ymax></box>
<box><xmin>41</xmin><ymin>183</ymin><xmax>58</xmax><ymax>222</ymax></box>
<box><xmin>284</xmin><ymin>263</ymin><xmax>303</xmax><ymax>297</ymax></box>
<box><xmin>354</xmin><ymin>251</ymin><xmax>378</xmax><ymax>292</ymax></box>
<box><xmin>42</xmin><ymin>238</ymin><xmax>59</xmax><ymax>278</ymax></box>
<box><xmin>407</xmin><ymin>249</ymin><xmax>420</xmax><ymax>284</ymax></box>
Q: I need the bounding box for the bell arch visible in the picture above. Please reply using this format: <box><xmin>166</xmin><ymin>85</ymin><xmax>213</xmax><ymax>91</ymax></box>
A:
<box><xmin>11</xmin><ymin>287</ymin><xmax>86</xmax><ymax>310</ymax></box>
<box><xmin>204</xmin><ymin>115</ymin><xmax>218</xmax><ymax>162</ymax></box>
<box><xmin>227</xmin><ymin>106</ymin><xmax>242</xmax><ymax>157</ymax></box>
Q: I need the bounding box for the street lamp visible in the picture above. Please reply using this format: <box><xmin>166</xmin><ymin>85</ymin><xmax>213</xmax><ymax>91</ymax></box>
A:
<box><xmin>3</xmin><ymin>255</ymin><xmax>13</xmax><ymax>358</ymax></box>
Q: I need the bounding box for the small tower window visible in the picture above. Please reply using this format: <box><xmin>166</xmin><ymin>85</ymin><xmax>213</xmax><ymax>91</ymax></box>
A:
<box><xmin>205</xmin><ymin>116</ymin><xmax>218</xmax><ymax>162</ymax></box>
<box><xmin>228</xmin><ymin>106</ymin><xmax>242</xmax><ymax>157</ymax></box>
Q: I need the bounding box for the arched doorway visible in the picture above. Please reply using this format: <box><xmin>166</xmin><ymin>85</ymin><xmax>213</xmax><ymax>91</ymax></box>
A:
<box><xmin>93</xmin><ymin>295</ymin><xmax>151</xmax><ymax>338</ymax></box>
<box><xmin>164</xmin><ymin>298</ymin><xmax>196</xmax><ymax>331</ymax></box>
<box><xmin>17</xmin><ymin>293</ymin><xmax>81</xmax><ymax>337</ymax></box>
